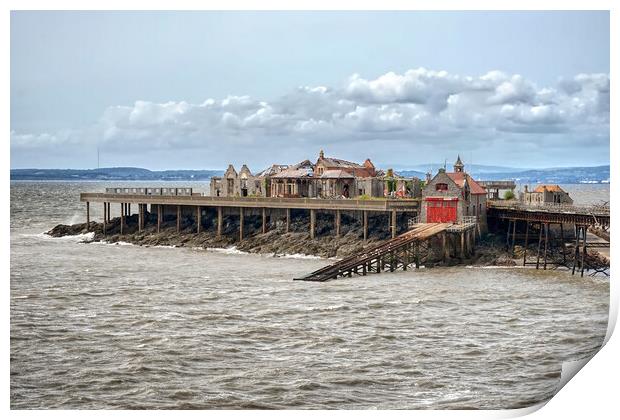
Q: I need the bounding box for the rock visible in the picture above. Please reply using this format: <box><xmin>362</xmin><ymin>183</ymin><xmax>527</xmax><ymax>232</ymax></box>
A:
<box><xmin>45</xmin><ymin>217</ymin><xmax>522</xmax><ymax>269</ymax></box>
<box><xmin>46</xmin><ymin>223</ymin><xmax>88</xmax><ymax>237</ymax></box>
<box><xmin>494</xmin><ymin>256</ymin><xmax>517</xmax><ymax>266</ymax></box>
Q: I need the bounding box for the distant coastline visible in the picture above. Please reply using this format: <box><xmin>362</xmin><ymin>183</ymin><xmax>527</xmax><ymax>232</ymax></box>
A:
<box><xmin>10</xmin><ymin>165</ymin><xmax>610</xmax><ymax>184</ymax></box>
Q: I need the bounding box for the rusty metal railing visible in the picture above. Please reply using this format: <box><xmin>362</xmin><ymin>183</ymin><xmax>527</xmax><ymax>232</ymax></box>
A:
<box><xmin>487</xmin><ymin>200</ymin><xmax>610</xmax><ymax>216</ymax></box>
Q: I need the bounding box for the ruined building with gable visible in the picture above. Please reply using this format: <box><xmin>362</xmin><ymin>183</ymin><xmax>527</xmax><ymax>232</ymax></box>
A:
<box><xmin>209</xmin><ymin>150</ymin><xmax>422</xmax><ymax>200</ymax></box>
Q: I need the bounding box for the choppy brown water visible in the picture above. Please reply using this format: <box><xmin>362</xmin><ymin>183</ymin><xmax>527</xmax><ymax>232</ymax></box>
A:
<box><xmin>10</xmin><ymin>182</ymin><xmax>609</xmax><ymax>409</ymax></box>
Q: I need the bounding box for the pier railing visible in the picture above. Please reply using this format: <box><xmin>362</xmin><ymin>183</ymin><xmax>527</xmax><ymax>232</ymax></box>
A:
<box><xmin>80</xmin><ymin>192</ymin><xmax>421</xmax><ymax>212</ymax></box>
<box><xmin>487</xmin><ymin>200</ymin><xmax>610</xmax><ymax>216</ymax></box>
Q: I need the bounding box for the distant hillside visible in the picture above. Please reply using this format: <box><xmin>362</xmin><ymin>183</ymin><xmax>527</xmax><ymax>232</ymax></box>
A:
<box><xmin>401</xmin><ymin>163</ymin><xmax>527</xmax><ymax>174</ymax></box>
<box><xmin>474</xmin><ymin>165</ymin><xmax>610</xmax><ymax>184</ymax></box>
<box><xmin>394</xmin><ymin>170</ymin><xmax>427</xmax><ymax>179</ymax></box>
<box><xmin>10</xmin><ymin>165</ymin><xmax>609</xmax><ymax>184</ymax></box>
<box><xmin>10</xmin><ymin>167</ymin><xmax>224</xmax><ymax>181</ymax></box>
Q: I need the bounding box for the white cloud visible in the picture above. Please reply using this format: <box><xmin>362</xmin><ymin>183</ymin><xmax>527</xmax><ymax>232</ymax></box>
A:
<box><xmin>10</xmin><ymin>68</ymin><xmax>609</xmax><ymax>166</ymax></box>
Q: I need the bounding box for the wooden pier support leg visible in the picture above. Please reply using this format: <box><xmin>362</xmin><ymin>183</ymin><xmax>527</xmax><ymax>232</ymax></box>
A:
<box><xmin>103</xmin><ymin>202</ymin><xmax>107</xmax><ymax>234</ymax></box>
<box><xmin>466</xmin><ymin>230</ymin><xmax>471</xmax><ymax>257</ymax></box>
<box><xmin>506</xmin><ymin>219</ymin><xmax>512</xmax><ymax>249</ymax></box>
<box><xmin>138</xmin><ymin>204</ymin><xmax>142</xmax><ymax>232</ymax></box>
<box><xmin>363</xmin><ymin>211</ymin><xmax>368</xmax><ymax>241</ymax></box>
<box><xmin>120</xmin><ymin>203</ymin><xmax>124</xmax><ymax>235</ymax></box>
<box><xmin>176</xmin><ymin>205</ymin><xmax>181</xmax><ymax>233</ymax></box>
<box><xmin>262</xmin><ymin>208</ymin><xmax>267</xmax><ymax>234</ymax></box>
<box><xmin>415</xmin><ymin>243</ymin><xmax>420</xmax><ymax>269</ymax></box>
<box><xmin>285</xmin><ymin>208</ymin><xmax>290</xmax><ymax>233</ymax></box>
<box><xmin>391</xmin><ymin>209</ymin><xmax>397</xmax><ymax>239</ymax></box>
<box><xmin>107</xmin><ymin>202</ymin><xmax>110</xmax><ymax>222</ymax></box>
<box><xmin>581</xmin><ymin>227</ymin><xmax>587</xmax><ymax>277</ymax></box>
<box><xmin>217</xmin><ymin>207</ymin><xmax>223</xmax><ymax>238</ymax></box>
<box><xmin>442</xmin><ymin>232</ymin><xmax>448</xmax><ymax>262</ymax></box>
<box><xmin>560</xmin><ymin>223</ymin><xmax>567</xmax><ymax>265</ymax></box>
<box><xmin>460</xmin><ymin>232</ymin><xmax>465</xmax><ymax>258</ymax></box>
<box><xmin>543</xmin><ymin>223</ymin><xmax>549</xmax><ymax>270</ymax></box>
<box><xmin>310</xmin><ymin>209</ymin><xmax>316</xmax><ymax>239</ymax></box>
<box><xmin>536</xmin><ymin>223</ymin><xmax>543</xmax><ymax>269</ymax></box>
<box><xmin>157</xmin><ymin>204</ymin><xmax>161</xmax><ymax>233</ymax></box>
<box><xmin>128</xmin><ymin>203</ymin><xmax>131</xmax><ymax>216</ymax></box>
<box><xmin>239</xmin><ymin>208</ymin><xmax>244</xmax><ymax>241</ymax></box>
<box><xmin>572</xmin><ymin>225</ymin><xmax>581</xmax><ymax>275</ymax></box>
<box><xmin>196</xmin><ymin>206</ymin><xmax>201</xmax><ymax>233</ymax></box>
<box><xmin>335</xmin><ymin>209</ymin><xmax>341</xmax><ymax>238</ymax></box>
<box><xmin>511</xmin><ymin>219</ymin><xmax>517</xmax><ymax>255</ymax></box>
<box><xmin>523</xmin><ymin>221</ymin><xmax>529</xmax><ymax>266</ymax></box>
<box><xmin>86</xmin><ymin>201</ymin><xmax>90</xmax><ymax>231</ymax></box>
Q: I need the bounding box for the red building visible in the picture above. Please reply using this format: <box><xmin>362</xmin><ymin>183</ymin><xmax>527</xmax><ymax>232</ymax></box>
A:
<box><xmin>420</xmin><ymin>156</ymin><xmax>487</xmax><ymax>230</ymax></box>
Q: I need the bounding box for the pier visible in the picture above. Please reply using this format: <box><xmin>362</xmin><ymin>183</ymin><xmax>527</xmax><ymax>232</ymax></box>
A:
<box><xmin>487</xmin><ymin>200</ymin><xmax>610</xmax><ymax>276</ymax></box>
<box><xmin>79</xmin><ymin>190</ymin><xmax>610</xmax><ymax>279</ymax></box>
<box><xmin>80</xmin><ymin>192</ymin><xmax>421</xmax><ymax>240</ymax></box>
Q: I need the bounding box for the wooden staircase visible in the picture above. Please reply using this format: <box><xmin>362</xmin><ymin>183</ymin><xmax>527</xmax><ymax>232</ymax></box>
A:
<box><xmin>295</xmin><ymin>223</ymin><xmax>451</xmax><ymax>282</ymax></box>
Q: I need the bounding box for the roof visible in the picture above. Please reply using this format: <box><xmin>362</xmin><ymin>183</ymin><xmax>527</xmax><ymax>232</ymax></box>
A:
<box><xmin>320</xmin><ymin>169</ymin><xmax>355</xmax><ymax>179</ymax></box>
<box><xmin>256</xmin><ymin>164</ymin><xmax>289</xmax><ymax>177</ymax></box>
<box><xmin>271</xmin><ymin>160</ymin><xmax>315</xmax><ymax>179</ymax></box>
<box><xmin>319</xmin><ymin>156</ymin><xmax>365</xmax><ymax>169</ymax></box>
<box><xmin>446</xmin><ymin>172</ymin><xmax>487</xmax><ymax>195</ymax></box>
<box><xmin>533</xmin><ymin>184</ymin><xmax>566</xmax><ymax>193</ymax></box>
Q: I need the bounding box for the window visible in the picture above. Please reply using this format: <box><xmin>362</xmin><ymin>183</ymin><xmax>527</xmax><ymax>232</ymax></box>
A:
<box><xmin>436</xmin><ymin>183</ymin><xmax>448</xmax><ymax>192</ymax></box>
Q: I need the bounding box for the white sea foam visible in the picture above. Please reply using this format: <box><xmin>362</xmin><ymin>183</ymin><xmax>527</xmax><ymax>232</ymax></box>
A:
<box><xmin>466</xmin><ymin>265</ymin><xmax>529</xmax><ymax>269</ymax></box>
<box><xmin>274</xmin><ymin>253</ymin><xmax>326</xmax><ymax>260</ymax></box>
<box><xmin>66</xmin><ymin>213</ymin><xmax>84</xmax><ymax>226</ymax></box>
<box><xmin>114</xmin><ymin>241</ymin><xmax>134</xmax><ymax>246</ymax></box>
<box><xmin>204</xmin><ymin>246</ymin><xmax>249</xmax><ymax>255</ymax></box>
<box><xmin>25</xmin><ymin>232</ymin><xmax>95</xmax><ymax>242</ymax></box>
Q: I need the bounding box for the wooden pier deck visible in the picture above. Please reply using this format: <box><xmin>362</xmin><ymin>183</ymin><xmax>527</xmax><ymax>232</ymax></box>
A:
<box><xmin>80</xmin><ymin>192</ymin><xmax>421</xmax><ymax>240</ymax></box>
<box><xmin>295</xmin><ymin>223</ymin><xmax>454</xmax><ymax>282</ymax></box>
<box><xmin>80</xmin><ymin>193</ymin><xmax>421</xmax><ymax>212</ymax></box>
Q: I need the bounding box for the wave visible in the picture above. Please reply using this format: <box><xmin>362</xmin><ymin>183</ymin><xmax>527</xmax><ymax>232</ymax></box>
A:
<box><xmin>24</xmin><ymin>232</ymin><xmax>95</xmax><ymax>242</ymax></box>
<box><xmin>203</xmin><ymin>246</ymin><xmax>249</xmax><ymax>255</ymax></box>
<box><xmin>466</xmin><ymin>265</ymin><xmax>530</xmax><ymax>269</ymax></box>
<box><xmin>273</xmin><ymin>253</ymin><xmax>327</xmax><ymax>260</ymax></box>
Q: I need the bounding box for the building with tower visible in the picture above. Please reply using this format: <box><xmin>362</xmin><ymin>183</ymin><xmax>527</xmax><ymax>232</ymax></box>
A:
<box><xmin>420</xmin><ymin>156</ymin><xmax>487</xmax><ymax>231</ymax></box>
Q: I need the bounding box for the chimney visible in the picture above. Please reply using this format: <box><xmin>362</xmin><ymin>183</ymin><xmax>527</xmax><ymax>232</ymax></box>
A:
<box><xmin>319</xmin><ymin>149</ymin><xmax>324</xmax><ymax>159</ymax></box>
<box><xmin>426</xmin><ymin>171</ymin><xmax>432</xmax><ymax>184</ymax></box>
<box><xmin>524</xmin><ymin>185</ymin><xmax>528</xmax><ymax>193</ymax></box>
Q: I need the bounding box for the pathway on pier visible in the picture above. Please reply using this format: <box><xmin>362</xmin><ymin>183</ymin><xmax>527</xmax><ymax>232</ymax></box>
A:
<box><xmin>295</xmin><ymin>223</ymin><xmax>452</xmax><ymax>282</ymax></box>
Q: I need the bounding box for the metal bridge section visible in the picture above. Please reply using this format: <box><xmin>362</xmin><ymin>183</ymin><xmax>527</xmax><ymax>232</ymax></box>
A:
<box><xmin>487</xmin><ymin>200</ymin><xmax>610</xmax><ymax>229</ymax></box>
<box><xmin>488</xmin><ymin>200</ymin><xmax>610</xmax><ymax>277</ymax></box>
<box><xmin>295</xmin><ymin>223</ymin><xmax>455</xmax><ymax>282</ymax></box>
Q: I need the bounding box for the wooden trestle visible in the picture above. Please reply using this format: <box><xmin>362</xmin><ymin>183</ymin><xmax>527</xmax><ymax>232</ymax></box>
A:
<box><xmin>295</xmin><ymin>223</ymin><xmax>452</xmax><ymax>282</ymax></box>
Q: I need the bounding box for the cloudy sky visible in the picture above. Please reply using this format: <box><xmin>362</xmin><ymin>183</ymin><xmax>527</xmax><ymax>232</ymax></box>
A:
<box><xmin>11</xmin><ymin>11</ymin><xmax>609</xmax><ymax>170</ymax></box>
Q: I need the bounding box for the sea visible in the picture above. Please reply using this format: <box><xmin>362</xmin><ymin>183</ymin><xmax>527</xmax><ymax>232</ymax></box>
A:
<box><xmin>10</xmin><ymin>181</ymin><xmax>610</xmax><ymax>409</ymax></box>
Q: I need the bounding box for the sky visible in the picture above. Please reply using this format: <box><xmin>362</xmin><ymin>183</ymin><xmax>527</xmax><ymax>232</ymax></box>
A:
<box><xmin>10</xmin><ymin>11</ymin><xmax>610</xmax><ymax>170</ymax></box>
